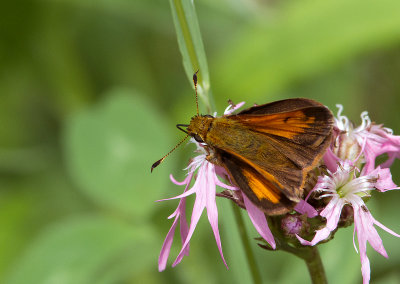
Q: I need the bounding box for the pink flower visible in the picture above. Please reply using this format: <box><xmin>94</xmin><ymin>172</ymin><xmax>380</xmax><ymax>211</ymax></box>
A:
<box><xmin>329</xmin><ymin>105</ymin><xmax>400</xmax><ymax>174</ymax></box>
<box><xmin>297</xmin><ymin>160</ymin><xmax>399</xmax><ymax>284</ymax></box>
<box><xmin>357</xmin><ymin>123</ymin><xmax>400</xmax><ymax>174</ymax></box>
<box><xmin>157</xmin><ymin>145</ymin><xmax>235</xmax><ymax>271</ymax></box>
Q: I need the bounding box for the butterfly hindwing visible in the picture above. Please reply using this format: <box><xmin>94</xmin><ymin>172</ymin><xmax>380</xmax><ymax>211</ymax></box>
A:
<box><xmin>218</xmin><ymin>150</ymin><xmax>295</xmax><ymax>215</ymax></box>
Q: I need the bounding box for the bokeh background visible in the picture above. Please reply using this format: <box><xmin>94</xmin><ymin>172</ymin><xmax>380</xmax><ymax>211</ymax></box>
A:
<box><xmin>1</xmin><ymin>0</ymin><xmax>400</xmax><ymax>283</ymax></box>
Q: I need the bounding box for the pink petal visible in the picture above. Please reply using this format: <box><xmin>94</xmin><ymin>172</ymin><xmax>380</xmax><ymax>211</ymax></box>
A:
<box><xmin>214</xmin><ymin>178</ymin><xmax>238</xmax><ymax>191</ymax></box>
<box><xmin>158</xmin><ymin>217</ymin><xmax>179</xmax><ymax>271</ymax></box>
<box><xmin>170</xmin><ymin>174</ymin><xmax>190</xmax><ymax>186</ymax></box>
<box><xmin>206</xmin><ymin>169</ymin><xmax>228</xmax><ymax>268</ymax></box>
<box><xmin>361</xmin><ymin>141</ymin><xmax>378</xmax><ymax>175</ymax></box>
<box><xmin>374</xmin><ymin>218</ymin><xmax>400</xmax><ymax>238</ymax></box>
<box><xmin>294</xmin><ymin>199</ymin><xmax>318</xmax><ymax>218</ymax></box>
<box><xmin>173</xmin><ymin>168</ymin><xmax>207</xmax><ymax>266</ymax></box>
<box><xmin>358</xmin><ymin>125</ymin><xmax>400</xmax><ymax>175</ymax></box>
<box><xmin>224</xmin><ymin>101</ymin><xmax>245</xmax><ymax>115</ymax></box>
<box><xmin>156</xmin><ymin>181</ymin><xmax>198</xmax><ymax>202</ymax></box>
<box><xmin>353</xmin><ymin>206</ymin><xmax>371</xmax><ymax>284</ymax></box>
<box><xmin>157</xmin><ymin>172</ymin><xmax>196</xmax><ymax>202</ymax></box>
<box><xmin>369</xmin><ymin>167</ymin><xmax>399</xmax><ymax>192</ymax></box>
<box><xmin>323</xmin><ymin>147</ymin><xmax>341</xmax><ymax>173</ymax></box>
<box><xmin>243</xmin><ymin>194</ymin><xmax>276</xmax><ymax>249</ymax></box>
<box><xmin>353</xmin><ymin>225</ymin><xmax>358</xmax><ymax>253</ymax></box>
<box><xmin>360</xmin><ymin>243</ymin><xmax>371</xmax><ymax>284</ymax></box>
<box><xmin>296</xmin><ymin>227</ymin><xmax>331</xmax><ymax>246</ymax></box>
<box><xmin>355</xmin><ymin>206</ymin><xmax>387</xmax><ymax>258</ymax></box>
<box><xmin>179</xmin><ymin>198</ymin><xmax>190</xmax><ymax>257</ymax></box>
<box><xmin>352</xmin><ymin>201</ymin><xmax>400</xmax><ymax>284</ymax></box>
<box><xmin>297</xmin><ymin>197</ymin><xmax>344</xmax><ymax>246</ymax></box>
<box><xmin>320</xmin><ymin>197</ymin><xmax>344</xmax><ymax>230</ymax></box>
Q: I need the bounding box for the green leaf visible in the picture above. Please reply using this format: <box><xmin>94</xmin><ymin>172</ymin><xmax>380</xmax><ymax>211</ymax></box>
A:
<box><xmin>64</xmin><ymin>89</ymin><xmax>174</xmax><ymax>218</ymax></box>
<box><xmin>0</xmin><ymin>168</ymin><xmax>94</xmax><ymax>281</ymax></box>
<box><xmin>214</xmin><ymin>0</ymin><xmax>400</xmax><ymax>102</ymax></box>
<box><xmin>4</xmin><ymin>216</ymin><xmax>159</xmax><ymax>284</ymax></box>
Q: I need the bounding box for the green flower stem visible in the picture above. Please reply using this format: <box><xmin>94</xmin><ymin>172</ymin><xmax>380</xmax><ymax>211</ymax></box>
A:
<box><xmin>267</xmin><ymin>217</ymin><xmax>327</xmax><ymax>284</ymax></box>
<box><xmin>283</xmin><ymin>245</ymin><xmax>326</xmax><ymax>284</ymax></box>
<box><xmin>169</xmin><ymin>0</ymin><xmax>215</xmax><ymax>114</ymax></box>
<box><xmin>265</xmin><ymin>240</ymin><xmax>326</xmax><ymax>284</ymax></box>
<box><xmin>173</xmin><ymin>0</ymin><xmax>199</xmax><ymax>74</ymax></box>
<box><xmin>170</xmin><ymin>2</ymin><xmax>262</xmax><ymax>283</ymax></box>
<box><xmin>231</xmin><ymin>204</ymin><xmax>262</xmax><ymax>284</ymax></box>
<box><xmin>302</xmin><ymin>246</ymin><xmax>327</xmax><ymax>284</ymax></box>
<box><xmin>281</xmin><ymin>243</ymin><xmax>326</xmax><ymax>283</ymax></box>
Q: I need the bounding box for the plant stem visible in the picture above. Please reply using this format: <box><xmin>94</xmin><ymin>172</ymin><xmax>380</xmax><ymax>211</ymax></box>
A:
<box><xmin>231</xmin><ymin>203</ymin><xmax>262</xmax><ymax>284</ymax></box>
<box><xmin>267</xmin><ymin>217</ymin><xmax>327</xmax><ymax>284</ymax></box>
<box><xmin>170</xmin><ymin>2</ymin><xmax>263</xmax><ymax>282</ymax></box>
<box><xmin>302</xmin><ymin>246</ymin><xmax>327</xmax><ymax>284</ymax></box>
<box><xmin>173</xmin><ymin>0</ymin><xmax>199</xmax><ymax>74</ymax></box>
<box><xmin>169</xmin><ymin>0</ymin><xmax>215</xmax><ymax>114</ymax></box>
<box><xmin>277</xmin><ymin>241</ymin><xmax>327</xmax><ymax>284</ymax></box>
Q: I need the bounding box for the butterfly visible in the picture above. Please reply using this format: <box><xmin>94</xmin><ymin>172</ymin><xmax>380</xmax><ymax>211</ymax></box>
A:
<box><xmin>152</xmin><ymin>74</ymin><xmax>333</xmax><ymax>215</ymax></box>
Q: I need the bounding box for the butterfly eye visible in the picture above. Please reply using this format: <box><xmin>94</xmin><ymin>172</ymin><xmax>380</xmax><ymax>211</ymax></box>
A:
<box><xmin>193</xmin><ymin>134</ymin><xmax>204</xmax><ymax>143</ymax></box>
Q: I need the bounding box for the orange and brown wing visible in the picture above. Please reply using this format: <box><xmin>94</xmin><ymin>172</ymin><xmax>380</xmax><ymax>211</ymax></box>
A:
<box><xmin>218</xmin><ymin>150</ymin><xmax>296</xmax><ymax>215</ymax></box>
<box><xmin>231</xmin><ymin>98</ymin><xmax>333</xmax><ymax>170</ymax></box>
<box><xmin>237</xmin><ymin>98</ymin><xmax>326</xmax><ymax>115</ymax></box>
<box><xmin>215</xmin><ymin>98</ymin><xmax>333</xmax><ymax>214</ymax></box>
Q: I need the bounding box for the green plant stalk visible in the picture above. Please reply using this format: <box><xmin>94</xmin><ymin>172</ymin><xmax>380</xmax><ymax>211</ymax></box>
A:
<box><xmin>169</xmin><ymin>0</ymin><xmax>215</xmax><ymax>114</ymax></box>
<box><xmin>303</xmin><ymin>246</ymin><xmax>327</xmax><ymax>284</ymax></box>
<box><xmin>169</xmin><ymin>2</ymin><xmax>262</xmax><ymax>283</ymax></box>
<box><xmin>267</xmin><ymin>217</ymin><xmax>327</xmax><ymax>284</ymax></box>
<box><xmin>281</xmin><ymin>243</ymin><xmax>327</xmax><ymax>284</ymax></box>
<box><xmin>231</xmin><ymin>204</ymin><xmax>263</xmax><ymax>284</ymax></box>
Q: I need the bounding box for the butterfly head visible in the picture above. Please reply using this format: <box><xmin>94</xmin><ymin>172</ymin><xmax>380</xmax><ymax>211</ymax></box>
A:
<box><xmin>186</xmin><ymin>115</ymin><xmax>214</xmax><ymax>144</ymax></box>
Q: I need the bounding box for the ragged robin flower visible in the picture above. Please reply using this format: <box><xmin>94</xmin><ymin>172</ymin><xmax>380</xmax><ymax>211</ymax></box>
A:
<box><xmin>299</xmin><ymin>106</ymin><xmax>400</xmax><ymax>284</ymax></box>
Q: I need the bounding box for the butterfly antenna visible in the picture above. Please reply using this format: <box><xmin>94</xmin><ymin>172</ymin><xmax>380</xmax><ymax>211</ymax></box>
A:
<box><xmin>151</xmin><ymin>134</ymin><xmax>189</xmax><ymax>172</ymax></box>
<box><xmin>193</xmin><ymin>70</ymin><xmax>199</xmax><ymax>115</ymax></box>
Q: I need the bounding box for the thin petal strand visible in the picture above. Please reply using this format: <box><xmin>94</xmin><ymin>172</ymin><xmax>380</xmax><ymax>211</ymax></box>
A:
<box><xmin>243</xmin><ymin>194</ymin><xmax>276</xmax><ymax>249</ymax></box>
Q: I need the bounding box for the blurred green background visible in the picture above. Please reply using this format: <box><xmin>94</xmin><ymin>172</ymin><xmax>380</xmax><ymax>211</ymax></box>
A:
<box><xmin>1</xmin><ymin>0</ymin><xmax>400</xmax><ymax>283</ymax></box>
